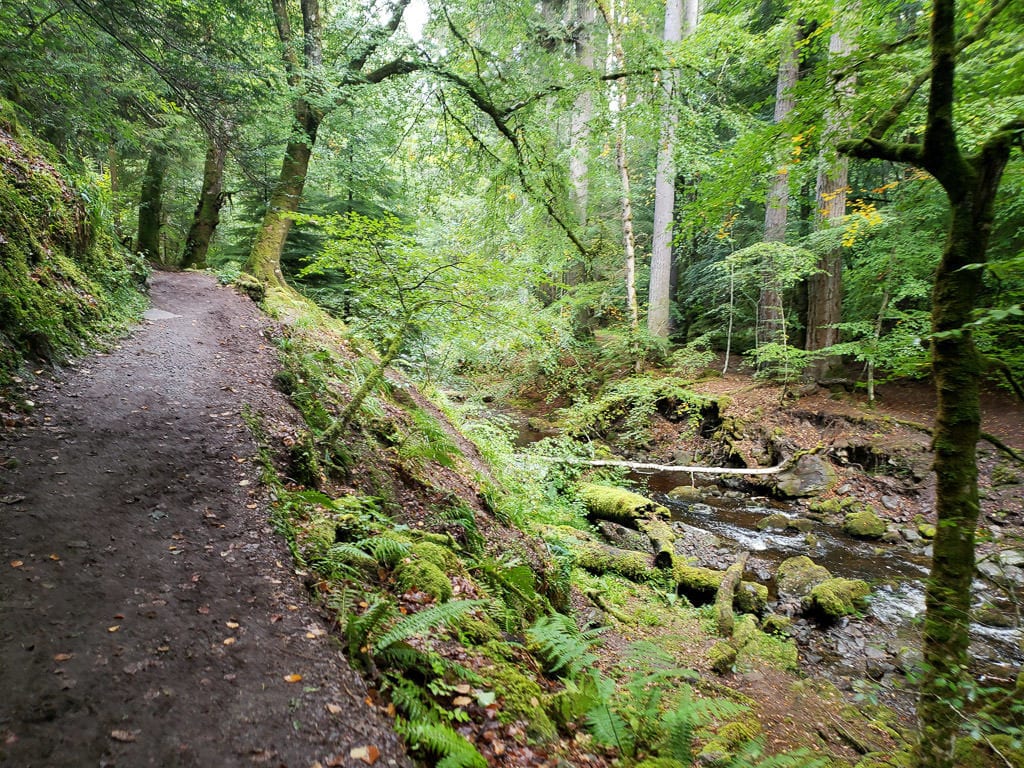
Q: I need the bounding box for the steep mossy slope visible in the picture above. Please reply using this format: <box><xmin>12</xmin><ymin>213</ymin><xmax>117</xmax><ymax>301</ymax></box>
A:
<box><xmin>0</xmin><ymin>101</ymin><xmax>144</xmax><ymax>382</ymax></box>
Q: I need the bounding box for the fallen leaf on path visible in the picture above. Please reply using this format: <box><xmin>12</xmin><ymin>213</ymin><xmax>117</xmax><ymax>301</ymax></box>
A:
<box><xmin>110</xmin><ymin>730</ymin><xmax>136</xmax><ymax>742</ymax></box>
<box><xmin>452</xmin><ymin>696</ymin><xmax>472</xmax><ymax>707</ymax></box>
<box><xmin>350</xmin><ymin>745</ymin><xmax>380</xmax><ymax>765</ymax></box>
<box><xmin>246</xmin><ymin>503</ymin><xmax>257</xmax><ymax>509</ymax></box>
<box><xmin>114</xmin><ymin>614</ymin><xmax>124</xmax><ymax>619</ymax></box>
<box><xmin>226</xmin><ymin>621</ymin><xmax>240</xmax><ymax>629</ymax></box>
<box><xmin>238</xmin><ymin>480</ymin><xmax>250</xmax><ymax>487</ymax></box>
<box><xmin>324</xmin><ymin>755</ymin><xmax>345</xmax><ymax>767</ymax></box>
<box><xmin>223</xmin><ymin>637</ymin><xmax>236</xmax><ymax>646</ymax></box>
<box><xmin>49</xmin><ymin>554</ymin><xmax>60</xmax><ymax>561</ymax></box>
<box><xmin>107</xmin><ymin>625</ymin><xmax>120</xmax><ymax>633</ymax></box>
<box><xmin>325</xmin><ymin>703</ymin><xmax>342</xmax><ymax>715</ymax></box>
<box><xmin>53</xmin><ymin>653</ymin><xmax>72</xmax><ymax>662</ymax></box>
<box><xmin>454</xmin><ymin>683</ymin><xmax>472</xmax><ymax>694</ymax></box>
<box><xmin>0</xmin><ymin>495</ymin><xmax>26</xmax><ymax>504</ymax></box>
<box><xmin>10</xmin><ymin>560</ymin><xmax>23</xmax><ymax>568</ymax></box>
<box><xmin>283</xmin><ymin>674</ymin><xmax>302</xmax><ymax>683</ymax></box>
<box><xmin>250</xmin><ymin>748</ymin><xmax>275</xmax><ymax>763</ymax></box>
<box><xmin>270</xmin><ymin>614</ymin><xmax>283</xmax><ymax>623</ymax></box>
<box><xmin>197</xmin><ymin>606</ymin><xmax>210</xmax><ymax>615</ymax></box>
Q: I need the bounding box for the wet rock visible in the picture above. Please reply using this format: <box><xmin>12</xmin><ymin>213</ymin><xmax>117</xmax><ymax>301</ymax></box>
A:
<box><xmin>881</xmin><ymin>495</ymin><xmax>900</xmax><ymax>511</ymax></box>
<box><xmin>900</xmin><ymin>527</ymin><xmax>921</xmax><ymax>543</ymax></box>
<box><xmin>667</xmin><ymin>485</ymin><xmax>702</xmax><ymax>501</ymax></box>
<box><xmin>776</xmin><ymin>555</ymin><xmax>832</xmax><ymax>600</ymax></box>
<box><xmin>756</xmin><ymin>513</ymin><xmax>813</xmax><ymax>533</ymax></box>
<box><xmin>775</xmin><ymin>455</ymin><xmax>838</xmax><ymax>498</ymax></box>
<box><xmin>597</xmin><ymin>520</ymin><xmax>650</xmax><ymax>552</ymax></box>
<box><xmin>842</xmin><ymin>506</ymin><xmax>887</xmax><ymax>539</ymax></box>
<box><xmin>999</xmin><ymin>548</ymin><xmax>1024</xmax><ymax>568</ymax></box>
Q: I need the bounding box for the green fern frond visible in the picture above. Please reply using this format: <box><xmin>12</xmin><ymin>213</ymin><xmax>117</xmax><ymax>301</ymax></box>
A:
<box><xmin>344</xmin><ymin>598</ymin><xmax>398</xmax><ymax>657</ymax></box>
<box><xmin>364</xmin><ymin>535</ymin><xmax>411</xmax><ymax>567</ymax></box>
<box><xmin>660</xmin><ymin>701</ymin><xmax>698</xmax><ymax>763</ymax></box>
<box><xmin>387</xmin><ymin>678</ymin><xmax>436</xmax><ymax>723</ymax></box>
<box><xmin>527</xmin><ymin>613</ymin><xmax>601</xmax><ymax>680</ymax></box>
<box><xmin>395</xmin><ymin>718</ymin><xmax>487</xmax><ymax>768</ymax></box>
<box><xmin>586</xmin><ymin>702</ymin><xmax>634</xmax><ymax>756</ymax></box>
<box><xmin>373</xmin><ymin>600</ymin><xmax>485</xmax><ymax>653</ymax></box>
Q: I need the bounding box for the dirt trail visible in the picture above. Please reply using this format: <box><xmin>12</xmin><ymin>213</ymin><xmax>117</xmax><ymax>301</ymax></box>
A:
<box><xmin>0</xmin><ymin>272</ymin><xmax>410</xmax><ymax>768</ymax></box>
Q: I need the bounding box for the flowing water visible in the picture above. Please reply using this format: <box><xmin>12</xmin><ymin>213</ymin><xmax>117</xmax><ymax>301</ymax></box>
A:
<box><xmin>501</xmin><ymin>410</ymin><xmax>1022</xmax><ymax>687</ymax></box>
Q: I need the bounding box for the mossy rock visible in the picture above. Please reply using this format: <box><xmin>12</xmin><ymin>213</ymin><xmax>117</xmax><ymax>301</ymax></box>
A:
<box><xmin>917</xmin><ymin>523</ymin><xmax>936</xmax><ymax>539</ymax></box>
<box><xmin>806</xmin><ymin>578</ymin><xmax>871</xmax><ymax>621</ymax></box>
<box><xmin>709</xmin><ymin>640</ymin><xmax>738</xmax><ymax>674</ymax></box>
<box><xmin>233</xmin><ymin>272</ymin><xmax>266</xmax><ymax>302</ymax></box>
<box><xmin>297</xmin><ymin>513</ymin><xmax>344</xmax><ymax>558</ymax></box>
<box><xmin>394</xmin><ymin>558</ymin><xmax>453</xmax><ymax>602</ymax></box>
<box><xmin>761</xmin><ymin>613</ymin><xmax>793</xmax><ymax>636</ymax></box>
<box><xmin>576</xmin><ymin>540</ymin><xmax>655</xmax><ymax>582</ymax></box>
<box><xmin>953</xmin><ymin>734</ymin><xmax>1024</xmax><ymax>767</ymax></box>
<box><xmin>634</xmin><ymin>759</ymin><xmax>687</xmax><ymax>768</ymax></box>
<box><xmin>775</xmin><ymin>454</ymin><xmax>838</xmax><ymax>498</ymax></box>
<box><xmin>478</xmin><ymin>658</ymin><xmax>556</xmax><ymax>739</ymax></box>
<box><xmin>408</xmin><ymin>540</ymin><xmax>462</xmax><ymax>572</ymax></box>
<box><xmin>808</xmin><ymin>497</ymin><xmax>857</xmax><ymax>517</ymax></box>
<box><xmin>736</xmin><ymin>582</ymin><xmax>768</xmax><ymax>615</ymax></box>
<box><xmin>733</xmin><ymin>614</ymin><xmax>798</xmax><ymax>671</ymax></box>
<box><xmin>577</xmin><ymin>483</ymin><xmax>669</xmax><ymax>523</ymax></box>
<box><xmin>698</xmin><ymin>717</ymin><xmax>763</xmax><ymax>766</ymax></box>
<box><xmin>667</xmin><ymin>485</ymin><xmax>702</xmax><ymax>501</ymax></box>
<box><xmin>776</xmin><ymin>556</ymin><xmax>832</xmax><ymax>599</ymax></box>
<box><xmin>843</xmin><ymin>506</ymin><xmax>887</xmax><ymax>539</ymax></box>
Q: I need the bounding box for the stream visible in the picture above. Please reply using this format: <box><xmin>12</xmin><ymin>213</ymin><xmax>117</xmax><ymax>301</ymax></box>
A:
<box><xmin>500</xmin><ymin>411</ymin><xmax>1023</xmax><ymax>700</ymax></box>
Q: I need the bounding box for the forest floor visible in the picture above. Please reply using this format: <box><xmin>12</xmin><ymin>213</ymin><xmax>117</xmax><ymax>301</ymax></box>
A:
<box><xmin>0</xmin><ymin>271</ymin><xmax>411</xmax><ymax>768</ymax></box>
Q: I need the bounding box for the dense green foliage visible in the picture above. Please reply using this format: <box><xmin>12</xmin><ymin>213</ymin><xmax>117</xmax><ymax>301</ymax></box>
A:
<box><xmin>0</xmin><ymin>102</ymin><xmax>144</xmax><ymax>382</ymax></box>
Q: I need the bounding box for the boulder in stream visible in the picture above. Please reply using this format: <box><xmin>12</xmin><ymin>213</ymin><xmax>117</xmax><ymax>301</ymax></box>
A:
<box><xmin>805</xmin><ymin>577</ymin><xmax>871</xmax><ymax>621</ymax></box>
<box><xmin>776</xmin><ymin>555</ymin><xmax>832</xmax><ymax>600</ymax></box>
<box><xmin>842</xmin><ymin>505</ymin><xmax>887</xmax><ymax>539</ymax></box>
<box><xmin>667</xmin><ymin>484</ymin><xmax>702</xmax><ymax>501</ymax></box>
<box><xmin>774</xmin><ymin>454</ymin><xmax>837</xmax><ymax>498</ymax></box>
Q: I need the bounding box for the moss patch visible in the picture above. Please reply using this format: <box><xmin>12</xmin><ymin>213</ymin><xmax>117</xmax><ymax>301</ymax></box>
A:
<box><xmin>806</xmin><ymin>578</ymin><xmax>871</xmax><ymax>621</ymax></box>
<box><xmin>776</xmin><ymin>556</ymin><xmax>832</xmax><ymax>599</ymax></box>
<box><xmin>843</xmin><ymin>506</ymin><xmax>887</xmax><ymax>539</ymax></box>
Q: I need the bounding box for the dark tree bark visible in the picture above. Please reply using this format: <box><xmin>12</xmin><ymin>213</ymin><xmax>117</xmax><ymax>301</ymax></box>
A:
<box><xmin>839</xmin><ymin>1</ymin><xmax>1021</xmax><ymax>764</ymax></box>
<box><xmin>180</xmin><ymin>133</ymin><xmax>228</xmax><ymax>269</ymax></box>
<box><xmin>136</xmin><ymin>143</ymin><xmax>168</xmax><ymax>262</ymax></box>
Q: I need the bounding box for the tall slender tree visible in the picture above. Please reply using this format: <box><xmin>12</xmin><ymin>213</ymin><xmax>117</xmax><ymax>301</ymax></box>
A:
<box><xmin>758</xmin><ymin>24</ymin><xmax>801</xmax><ymax>347</ymax></box>
<box><xmin>647</xmin><ymin>0</ymin><xmax>697</xmax><ymax>339</ymax></box>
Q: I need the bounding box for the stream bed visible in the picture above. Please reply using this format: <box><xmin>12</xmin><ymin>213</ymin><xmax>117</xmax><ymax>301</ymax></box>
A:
<box><xmin>499</xmin><ymin>410</ymin><xmax>1023</xmax><ymax>702</ymax></box>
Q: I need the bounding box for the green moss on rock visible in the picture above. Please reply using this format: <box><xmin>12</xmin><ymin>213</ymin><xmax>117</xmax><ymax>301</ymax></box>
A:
<box><xmin>776</xmin><ymin>556</ymin><xmax>832</xmax><ymax>599</ymax></box>
<box><xmin>394</xmin><ymin>558</ymin><xmax>453</xmax><ymax>601</ymax></box>
<box><xmin>709</xmin><ymin>641</ymin><xmax>737</xmax><ymax>674</ymax></box>
<box><xmin>843</xmin><ymin>506</ymin><xmax>887</xmax><ymax>539</ymax></box>
<box><xmin>952</xmin><ymin>734</ymin><xmax>1024</xmax><ymax>767</ymax></box>
<box><xmin>478</xmin><ymin>656</ymin><xmax>556</xmax><ymax>739</ymax></box>
<box><xmin>806</xmin><ymin>578</ymin><xmax>871</xmax><ymax>620</ymax></box>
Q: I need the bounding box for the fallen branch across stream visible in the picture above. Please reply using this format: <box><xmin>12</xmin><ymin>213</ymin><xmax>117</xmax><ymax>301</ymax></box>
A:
<box><xmin>530</xmin><ymin>456</ymin><xmax>790</xmax><ymax>475</ymax></box>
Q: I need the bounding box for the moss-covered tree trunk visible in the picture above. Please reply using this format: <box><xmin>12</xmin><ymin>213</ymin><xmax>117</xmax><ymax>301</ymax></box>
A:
<box><xmin>243</xmin><ymin>103</ymin><xmax>319</xmax><ymax>289</ymax></box>
<box><xmin>136</xmin><ymin>144</ymin><xmax>168</xmax><ymax>262</ymax></box>
<box><xmin>180</xmin><ymin>135</ymin><xmax>228</xmax><ymax>270</ymax></box>
<box><xmin>839</xmin><ymin>1</ymin><xmax>1020</xmax><ymax>763</ymax></box>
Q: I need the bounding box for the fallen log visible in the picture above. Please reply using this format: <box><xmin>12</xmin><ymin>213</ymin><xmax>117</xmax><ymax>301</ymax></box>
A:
<box><xmin>577</xmin><ymin>483</ymin><xmax>669</xmax><ymax>522</ymax></box>
<box><xmin>637</xmin><ymin>517</ymin><xmax>675</xmax><ymax>569</ymax></box>
<box><xmin>715</xmin><ymin>552</ymin><xmax>750</xmax><ymax>638</ymax></box>
<box><xmin>542</xmin><ymin>457</ymin><xmax>791</xmax><ymax>476</ymax></box>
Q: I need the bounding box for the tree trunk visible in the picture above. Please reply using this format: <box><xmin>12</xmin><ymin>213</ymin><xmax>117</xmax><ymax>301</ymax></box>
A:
<box><xmin>757</xmin><ymin>27</ymin><xmax>801</xmax><ymax>347</ymax></box>
<box><xmin>647</xmin><ymin>0</ymin><xmax>695</xmax><ymax>338</ymax></box>
<box><xmin>566</xmin><ymin>0</ymin><xmax>597</xmax><ymax>337</ymax></box>
<box><xmin>601</xmin><ymin>0</ymin><xmax>640</xmax><ymax>331</ymax></box>
<box><xmin>918</xmin><ymin>157</ymin><xmax>1010</xmax><ymax>768</ymax></box>
<box><xmin>838</xmin><ymin>0</ymin><xmax>1021</xmax><ymax>760</ymax></box>
<box><xmin>807</xmin><ymin>14</ymin><xmax>854</xmax><ymax>379</ymax></box>
<box><xmin>181</xmin><ymin>135</ymin><xmax>228</xmax><ymax>270</ymax></box>
<box><xmin>136</xmin><ymin>144</ymin><xmax>168</xmax><ymax>262</ymax></box>
<box><xmin>243</xmin><ymin>103</ymin><xmax>319</xmax><ymax>289</ymax></box>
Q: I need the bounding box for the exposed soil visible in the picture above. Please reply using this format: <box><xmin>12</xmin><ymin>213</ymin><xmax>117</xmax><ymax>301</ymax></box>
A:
<box><xmin>0</xmin><ymin>271</ymin><xmax>411</xmax><ymax>768</ymax></box>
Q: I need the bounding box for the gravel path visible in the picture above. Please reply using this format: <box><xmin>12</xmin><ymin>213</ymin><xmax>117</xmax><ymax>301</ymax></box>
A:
<box><xmin>0</xmin><ymin>271</ymin><xmax>411</xmax><ymax>768</ymax></box>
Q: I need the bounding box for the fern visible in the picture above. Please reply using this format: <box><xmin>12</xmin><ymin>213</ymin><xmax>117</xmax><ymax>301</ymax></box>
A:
<box><xmin>311</xmin><ymin>543</ymin><xmax>377</xmax><ymax>580</ymax></box>
<box><xmin>373</xmin><ymin>599</ymin><xmax>485</xmax><ymax>653</ymax></box>
<box><xmin>388</xmin><ymin>678</ymin><xmax>434</xmax><ymax>723</ymax></box>
<box><xmin>587</xmin><ymin>700</ymin><xmax>635</xmax><ymax>756</ymax></box>
<box><xmin>343</xmin><ymin>598</ymin><xmax>398</xmax><ymax>659</ymax></box>
<box><xmin>394</xmin><ymin>718</ymin><xmax>487</xmax><ymax>768</ymax></box>
<box><xmin>527</xmin><ymin>613</ymin><xmax>602</xmax><ymax>680</ymax></box>
<box><xmin>363</xmin><ymin>535</ymin><xmax>411</xmax><ymax>567</ymax></box>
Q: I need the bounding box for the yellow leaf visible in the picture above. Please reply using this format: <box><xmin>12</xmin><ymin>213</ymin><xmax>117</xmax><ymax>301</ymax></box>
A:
<box><xmin>10</xmin><ymin>560</ymin><xmax>23</xmax><ymax>568</ymax></box>
<box><xmin>108</xmin><ymin>625</ymin><xmax>120</xmax><ymax>633</ymax></box>
<box><xmin>284</xmin><ymin>673</ymin><xmax>303</xmax><ymax>683</ymax></box>
<box><xmin>325</xmin><ymin>703</ymin><xmax>342</xmax><ymax>715</ymax></box>
<box><xmin>110</xmin><ymin>730</ymin><xmax>136</xmax><ymax>742</ymax></box>
<box><xmin>226</xmin><ymin>621</ymin><xmax>239</xmax><ymax>629</ymax></box>
<box><xmin>54</xmin><ymin>653</ymin><xmax>73</xmax><ymax>662</ymax></box>
<box><xmin>452</xmin><ymin>696</ymin><xmax>472</xmax><ymax>707</ymax></box>
<box><xmin>223</xmin><ymin>637</ymin><xmax>236</xmax><ymax>646</ymax></box>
